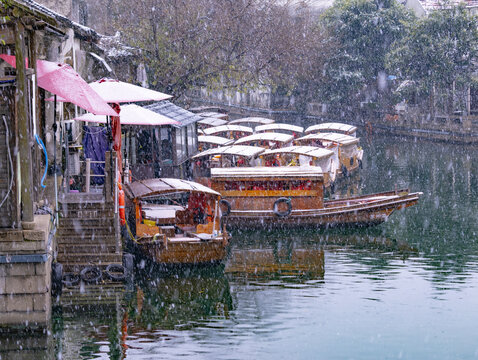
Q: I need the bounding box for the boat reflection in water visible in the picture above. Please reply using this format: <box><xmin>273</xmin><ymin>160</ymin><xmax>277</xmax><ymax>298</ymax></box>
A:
<box><xmin>225</xmin><ymin>241</ymin><xmax>325</xmax><ymax>280</ymax></box>
<box><xmin>128</xmin><ymin>266</ymin><xmax>233</xmax><ymax>332</ymax></box>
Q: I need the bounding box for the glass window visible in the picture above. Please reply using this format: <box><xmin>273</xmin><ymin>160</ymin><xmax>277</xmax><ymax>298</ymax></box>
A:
<box><xmin>160</xmin><ymin>127</ymin><xmax>173</xmax><ymax>163</ymax></box>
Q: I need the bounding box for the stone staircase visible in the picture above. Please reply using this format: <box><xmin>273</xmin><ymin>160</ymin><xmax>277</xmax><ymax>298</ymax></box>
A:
<box><xmin>56</xmin><ymin>192</ymin><xmax>122</xmax><ymax>273</ymax></box>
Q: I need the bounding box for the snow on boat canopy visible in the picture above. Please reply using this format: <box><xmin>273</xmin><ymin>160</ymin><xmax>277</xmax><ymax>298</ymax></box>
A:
<box><xmin>234</xmin><ymin>132</ymin><xmax>294</xmax><ymax>145</ymax></box>
<box><xmin>261</xmin><ymin>145</ymin><xmax>334</xmax><ymax>159</ymax></box>
<box><xmin>124</xmin><ymin>178</ymin><xmax>221</xmax><ymax>199</ymax></box>
<box><xmin>229</xmin><ymin>117</ymin><xmax>275</xmax><ymax>126</ymax></box>
<box><xmin>210</xmin><ymin>166</ymin><xmax>324</xmax><ymax>179</ymax></box>
<box><xmin>295</xmin><ymin>132</ymin><xmax>360</xmax><ymax>146</ymax></box>
<box><xmin>196</xmin><ymin>111</ymin><xmax>229</xmax><ymax>120</ymax></box>
<box><xmin>197</xmin><ymin>117</ymin><xmax>229</xmax><ymax>128</ymax></box>
<box><xmin>198</xmin><ymin>135</ymin><xmax>234</xmax><ymax>146</ymax></box>
<box><xmin>305</xmin><ymin>122</ymin><xmax>357</xmax><ymax>136</ymax></box>
<box><xmin>255</xmin><ymin>123</ymin><xmax>304</xmax><ymax>134</ymax></box>
<box><xmin>202</xmin><ymin>124</ymin><xmax>254</xmax><ymax>136</ymax></box>
<box><xmin>192</xmin><ymin>145</ymin><xmax>266</xmax><ymax>160</ymax></box>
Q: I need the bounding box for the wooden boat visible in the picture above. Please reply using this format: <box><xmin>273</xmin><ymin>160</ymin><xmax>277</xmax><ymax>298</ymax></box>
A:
<box><xmin>123</xmin><ymin>178</ymin><xmax>229</xmax><ymax>266</ymax></box>
<box><xmin>258</xmin><ymin>145</ymin><xmax>337</xmax><ymax>188</ymax></box>
<box><xmin>198</xmin><ymin>135</ymin><xmax>234</xmax><ymax>151</ymax></box>
<box><xmin>295</xmin><ymin>132</ymin><xmax>363</xmax><ymax>176</ymax></box>
<box><xmin>196</xmin><ymin>111</ymin><xmax>229</xmax><ymax>121</ymax></box>
<box><xmin>234</xmin><ymin>132</ymin><xmax>294</xmax><ymax>149</ymax></box>
<box><xmin>210</xmin><ymin>167</ymin><xmax>422</xmax><ymax>229</ymax></box>
<box><xmin>228</xmin><ymin>116</ymin><xmax>275</xmax><ymax>129</ymax></box>
<box><xmin>203</xmin><ymin>124</ymin><xmax>253</xmax><ymax>140</ymax></box>
<box><xmin>255</xmin><ymin>123</ymin><xmax>304</xmax><ymax>136</ymax></box>
<box><xmin>305</xmin><ymin>122</ymin><xmax>357</xmax><ymax>137</ymax></box>
<box><xmin>197</xmin><ymin>117</ymin><xmax>229</xmax><ymax>130</ymax></box>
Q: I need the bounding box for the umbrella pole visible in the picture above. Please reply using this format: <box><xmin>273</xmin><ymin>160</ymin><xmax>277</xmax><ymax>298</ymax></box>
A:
<box><xmin>53</xmin><ymin>95</ymin><xmax>59</xmax><ymax>225</ymax></box>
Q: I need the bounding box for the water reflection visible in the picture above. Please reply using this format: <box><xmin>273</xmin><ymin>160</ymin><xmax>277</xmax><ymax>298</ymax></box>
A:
<box><xmin>27</xmin><ymin>135</ymin><xmax>478</xmax><ymax>359</ymax></box>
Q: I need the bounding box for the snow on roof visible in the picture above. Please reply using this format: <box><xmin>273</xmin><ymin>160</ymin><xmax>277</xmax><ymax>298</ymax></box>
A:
<box><xmin>192</xmin><ymin>145</ymin><xmax>265</xmax><ymax>159</ymax></box>
<box><xmin>203</xmin><ymin>124</ymin><xmax>253</xmax><ymax>135</ymax></box>
<box><xmin>296</xmin><ymin>132</ymin><xmax>359</xmax><ymax>146</ymax></box>
<box><xmin>305</xmin><ymin>122</ymin><xmax>357</xmax><ymax>135</ymax></box>
<box><xmin>197</xmin><ymin>111</ymin><xmax>228</xmax><ymax>119</ymax></box>
<box><xmin>229</xmin><ymin>117</ymin><xmax>275</xmax><ymax>125</ymax></box>
<box><xmin>255</xmin><ymin>123</ymin><xmax>304</xmax><ymax>133</ymax></box>
<box><xmin>211</xmin><ymin>166</ymin><xmax>325</xmax><ymax>179</ymax></box>
<box><xmin>198</xmin><ymin>135</ymin><xmax>234</xmax><ymax>146</ymax></box>
<box><xmin>234</xmin><ymin>132</ymin><xmax>294</xmax><ymax>145</ymax></box>
<box><xmin>125</xmin><ymin>178</ymin><xmax>220</xmax><ymax>199</ymax></box>
<box><xmin>261</xmin><ymin>146</ymin><xmax>334</xmax><ymax>159</ymax></box>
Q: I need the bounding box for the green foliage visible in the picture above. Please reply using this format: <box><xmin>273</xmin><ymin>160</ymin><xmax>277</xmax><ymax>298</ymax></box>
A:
<box><xmin>387</xmin><ymin>4</ymin><xmax>478</xmax><ymax>96</ymax></box>
<box><xmin>318</xmin><ymin>0</ymin><xmax>414</xmax><ymax>106</ymax></box>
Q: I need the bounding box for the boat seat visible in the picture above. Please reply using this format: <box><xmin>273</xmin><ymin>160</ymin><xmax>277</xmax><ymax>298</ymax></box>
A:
<box><xmin>158</xmin><ymin>225</ymin><xmax>175</xmax><ymax>238</ymax></box>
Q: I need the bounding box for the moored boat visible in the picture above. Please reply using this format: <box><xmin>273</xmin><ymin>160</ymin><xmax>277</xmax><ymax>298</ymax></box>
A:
<box><xmin>255</xmin><ymin>123</ymin><xmax>304</xmax><ymax>136</ymax></box>
<box><xmin>258</xmin><ymin>145</ymin><xmax>338</xmax><ymax>188</ymax></box>
<box><xmin>198</xmin><ymin>135</ymin><xmax>234</xmax><ymax>150</ymax></box>
<box><xmin>234</xmin><ymin>132</ymin><xmax>294</xmax><ymax>149</ymax></box>
<box><xmin>305</xmin><ymin>122</ymin><xmax>357</xmax><ymax>137</ymax></box>
<box><xmin>294</xmin><ymin>132</ymin><xmax>363</xmax><ymax>176</ymax></box>
<box><xmin>210</xmin><ymin>167</ymin><xmax>422</xmax><ymax>229</ymax></box>
<box><xmin>203</xmin><ymin>124</ymin><xmax>253</xmax><ymax>139</ymax></box>
<box><xmin>123</xmin><ymin>178</ymin><xmax>229</xmax><ymax>267</ymax></box>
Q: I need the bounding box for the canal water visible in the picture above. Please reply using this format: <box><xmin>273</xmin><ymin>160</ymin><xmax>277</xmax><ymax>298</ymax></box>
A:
<box><xmin>5</xmin><ymin>133</ymin><xmax>478</xmax><ymax>359</ymax></box>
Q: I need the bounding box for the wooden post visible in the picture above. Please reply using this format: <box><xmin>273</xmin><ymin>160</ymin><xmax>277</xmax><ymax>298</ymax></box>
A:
<box><xmin>15</xmin><ymin>21</ymin><xmax>34</xmax><ymax>225</ymax></box>
<box><xmin>85</xmin><ymin>158</ymin><xmax>91</xmax><ymax>193</ymax></box>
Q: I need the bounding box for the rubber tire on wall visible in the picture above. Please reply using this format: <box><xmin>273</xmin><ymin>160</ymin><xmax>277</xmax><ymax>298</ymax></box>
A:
<box><xmin>273</xmin><ymin>198</ymin><xmax>292</xmax><ymax>217</ymax></box>
<box><xmin>219</xmin><ymin>199</ymin><xmax>231</xmax><ymax>217</ymax></box>
<box><xmin>80</xmin><ymin>266</ymin><xmax>102</xmax><ymax>284</ymax></box>
<box><xmin>62</xmin><ymin>272</ymin><xmax>80</xmax><ymax>287</ymax></box>
<box><xmin>104</xmin><ymin>264</ymin><xmax>127</xmax><ymax>281</ymax></box>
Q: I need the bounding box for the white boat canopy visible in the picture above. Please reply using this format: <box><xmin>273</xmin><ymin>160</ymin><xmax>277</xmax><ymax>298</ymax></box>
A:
<box><xmin>255</xmin><ymin>123</ymin><xmax>304</xmax><ymax>134</ymax></box>
<box><xmin>197</xmin><ymin>117</ymin><xmax>229</xmax><ymax>128</ymax></box>
<box><xmin>234</xmin><ymin>132</ymin><xmax>294</xmax><ymax>145</ymax></box>
<box><xmin>305</xmin><ymin>122</ymin><xmax>357</xmax><ymax>136</ymax></box>
<box><xmin>203</xmin><ymin>124</ymin><xmax>253</xmax><ymax>136</ymax></box>
<box><xmin>198</xmin><ymin>135</ymin><xmax>234</xmax><ymax>146</ymax></box>
<box><xmin>197</xmin><ymin>111</ymin><xmax>228</xmax><ymax>120</ymax></box>
<box><xmin>261</xmin><ymin>145</ymin><xmax>334</xmax><ymax>159</ymax></box>
<box><xmin>125</xmin><ymin>178</ymin><xmax>221</xmax><ymax>199</ymax></box>
<box><xmin>192</xmin><ymin>145</ymin><xmax>265</xmax><ymax>160</ymax></box>
<box><xmin>295</xmin><ymin>132</ymin><xmax>359</xmax><ymax>146</ymax></box>
<box><xmin>211</xmin><ymin>166</ymin><xmax>324</xmax><ymax>179</ymax></box>
<box><xmin>229</xmin><ymin>117</ymin><xmax>275</xmax><ymax>126</ymax></box>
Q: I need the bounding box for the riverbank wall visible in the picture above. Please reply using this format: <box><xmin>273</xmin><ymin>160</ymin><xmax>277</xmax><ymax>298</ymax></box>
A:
<box><xmin>186</xmin><ymin>88</ymin><xmax>478</xmax><ymax>143</ymax></box>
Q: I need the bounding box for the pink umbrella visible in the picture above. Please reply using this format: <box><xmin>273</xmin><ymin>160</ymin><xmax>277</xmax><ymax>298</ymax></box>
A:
<box><xmin>36</xmin><ymin>61</ymin><xmax>117</xmax><ymax>116</ymax></box>
<box><xmin>0</xmin><ymin>54</ymin><xmax>28</xmax><ymax>68</ymax></box>
<box><xmin>0</xmin><ymin>56</ymin><xmax>117</xmax><ymax>116</ymax></box>
<box><xmin>74</xmin><ymin>104</ymin><xmax>179</xmax><ymax>126</ymax></box>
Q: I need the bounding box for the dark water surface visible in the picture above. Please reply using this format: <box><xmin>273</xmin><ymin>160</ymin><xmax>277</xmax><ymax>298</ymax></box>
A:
<box><xmin>8</xmin><ymin>134</ymin><xmax>478</xmax><ymax>359</ymax></box>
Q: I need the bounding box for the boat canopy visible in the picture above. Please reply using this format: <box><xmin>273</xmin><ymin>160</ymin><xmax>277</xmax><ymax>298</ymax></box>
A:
<box><xmin>198</xmin><ymin>135</ymin><xmax>234</xmax><ymax>146</ymax></box>
<box><xmin>203</xmin><ymin>124</ymin><xmax>254</xmax><ymax>136</ymax></box>
<box><xmin>255</xmin><ymin>123</ymin><xmax>304</xmax><ymax>134</ymax></box>
<box><xmin>197</xmin><ymin>117</ymin><xmax>228</xmax><ymax>127</ymax></box>
<box><xmin>192</xmin><ymin>145</ymin><xmax>265</xmax><ymax>159</ymax></box>
<box><xmin>295</xmin><ymin>132</ymin><xmax>359</xmax><ymax>146</ymax></box>
<box><xmin>125</xmin><ymin>178</ymin><xmax>221</xmax><ymax>199</ymax></box>
<box><xmin>234</xmin><ymin>132</ymin><xmax>294</xmax><ymax>145</ymax></box>
<box><xmin>229</xmin><ymin>117</ymin><xmax>275</xmax><ymax>126</ymax></box>
<box><xmin>197</xmin><ymin>111</ymin><xmax>228</xmax><ymax>120</ymax></box>
<box><xmin>261</xmin><ymin>145</ymin><xmax>334</xmax><ymax>159</ymax></box>
<box><xmin>211</xmin><ymin>166</ymin><xmax>324</xmax><ymax>180</ymax></box>
<box><xmin>305</xmin><ymin>122</ymin><xmax>357</xmax><ymax>136</ymax></box>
